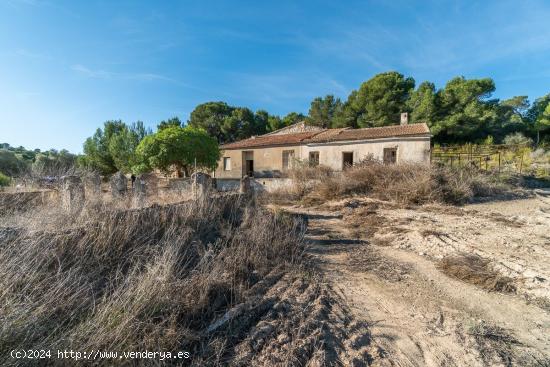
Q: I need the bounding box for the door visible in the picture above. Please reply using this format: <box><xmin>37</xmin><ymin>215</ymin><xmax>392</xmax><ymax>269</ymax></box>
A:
<box><xmin>383</xmin><ymin>147</ymin><xmax>397</xmax><ymax>164</ymax></box>
<box><xmin>342</xmin><ymin>152</ymin><xmax>353</xmax><ymax>170</ymax></box>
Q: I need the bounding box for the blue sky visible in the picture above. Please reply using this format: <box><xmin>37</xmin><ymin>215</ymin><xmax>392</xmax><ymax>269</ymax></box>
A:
<box><xmin>1</xmin><ymin>0</ymin><xmax>550</xmax><ymax>153</ymax></box>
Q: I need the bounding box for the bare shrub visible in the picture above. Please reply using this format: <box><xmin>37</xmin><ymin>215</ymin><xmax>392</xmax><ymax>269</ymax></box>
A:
<box><xmin>437</xmin><ymin>254</ymin><xmax>516</xmax><ymax>293</ymax></box>
<box><xmin>0</xmin><ymin>194</ymin><xmax>307</xmax><ymax>365</ymax></box>
<box><xmin>468</xmin><ymin>321</ymin><xmax>519</xmax><ymax>366</ymax></box>
<box><xmin>275</xmin><ymin>157</ymin><xmax>520</xmax><ymax>206</ymax></box>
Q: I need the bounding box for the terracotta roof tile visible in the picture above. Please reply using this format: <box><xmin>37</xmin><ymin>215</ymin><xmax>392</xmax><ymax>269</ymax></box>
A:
<box><xmin>220</xmin><ymin>123</ymin><xmax>430</xmax><ymax>150</ymax></box>
<box><xmin>220</xmin><ymin>131</ymin><xmax>319</xmax><ymax>149</ymax></box>
<box><xmin>307</xmin><ymin>123</ymin><xmax>430</xmax><ymax>143</ymax></box>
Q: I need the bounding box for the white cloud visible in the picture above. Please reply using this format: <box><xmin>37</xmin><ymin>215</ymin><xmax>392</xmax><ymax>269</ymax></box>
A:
<box><xmin>70</xmin><ymin>64</ymin><xmax>189</xmax><ymax>85</ymax></box>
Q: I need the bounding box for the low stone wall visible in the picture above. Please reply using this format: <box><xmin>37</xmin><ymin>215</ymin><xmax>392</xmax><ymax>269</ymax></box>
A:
<box><xmin>0</xmin><ymin>190</ymin><xmax>59</xmax><ymax>213</ymax></box>
<box><xmin>215</xmin><ymin>178</ymin><xmax>293</xmax><ymax>193</ymax></box>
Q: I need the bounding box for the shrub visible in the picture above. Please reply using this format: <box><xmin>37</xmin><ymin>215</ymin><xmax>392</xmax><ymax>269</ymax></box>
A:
<box><xmin>503</xmin><ymin>132</ymin><xmax>533</xmax><ymax>146</ymax></box>
<box><xmin>0</xmin><ymin>171</ymin><xmax>10</xmax><ymax>187</ymax></box>
<box><xmin>0</xmin><ymin>195</ymin><xmax>306</xmax><ymax>365</ymax></box>
<box><xmin>276</xmin><ymin>158</ymin><xmax>518</xmax><ymax>206</ymax></box>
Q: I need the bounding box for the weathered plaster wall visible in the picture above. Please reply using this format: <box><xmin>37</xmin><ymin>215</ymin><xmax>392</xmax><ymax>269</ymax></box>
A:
<box><xmin>301</xmin><ymin>137</ymin><xmax>431</xmax><ymax>170</ymax></box>
<box><xmin>215</xmin><ymin>136</ymin><xmax>430</xmax><ymax>178</ymax></box>
<box><xmin>215</xmin><ymin>145</ymin><xmax>303</xmax><ymax>178</ymax></box>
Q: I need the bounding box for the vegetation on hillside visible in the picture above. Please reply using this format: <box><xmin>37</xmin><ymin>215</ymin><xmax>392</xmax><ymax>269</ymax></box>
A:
<box><xmin>0</xmin><ymin>143</ymin><xmax>77</xmax><ymax>179</ymax></box>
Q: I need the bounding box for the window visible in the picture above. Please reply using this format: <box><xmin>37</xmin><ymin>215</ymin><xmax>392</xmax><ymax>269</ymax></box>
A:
<box><xmin>309</xmin><ymin>151</ymin><xmax>319</xmax><ymax>167</ymax></box>
<box><xmin>342</xmin><ymin>152</ymin><xmax>353</xmax><ymax>170</ymax></box>
<box><xmin>282</xmin><ymin>150</ymin><xmax>295</xmax><ymax>170</ymax></box>
<box><xmin>223</xmin><ymin>157</ymin><xmax>231</xmax><ymax>171</ymax></box>
<box><xmin>383</xmin><ymin>147</ymin><xmax>397</xmax><ymax>164</ymax></box>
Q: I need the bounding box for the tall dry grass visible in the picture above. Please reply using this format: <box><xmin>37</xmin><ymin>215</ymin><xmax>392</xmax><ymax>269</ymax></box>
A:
<box><xmin>0</xmin><ymin>193</ymin><xmax>306</xmax><ymax>366</ymax></box>
<box><xmin>277</xmin><ymin>157</ymin><xmax>518</xmax><ymax>205</ymax></box>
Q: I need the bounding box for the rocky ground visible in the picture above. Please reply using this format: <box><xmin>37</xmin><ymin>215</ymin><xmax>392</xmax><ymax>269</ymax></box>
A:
<box><xmin>277</xmin><ymin>189</ymin><xmax>550</xmax><ymax>366</ymax></box>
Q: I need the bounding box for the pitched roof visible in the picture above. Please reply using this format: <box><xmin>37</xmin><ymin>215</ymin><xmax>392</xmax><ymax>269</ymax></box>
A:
<box><xmin>263</xmin><ymin>121</ymin><xmax>324</xmax><ymax>136</ymax></box>
<box><xmin>220</xmin><ymin>131</ymin><xmax>320</xmax><ymax>149</ymax></box>
<box><xmin>307</xmin><ymin>123</ymin><xmax>430</xmax><ymax>143</ymax></box>
<box><xmin>220</xmin><ymin>123</ymin><xmax>430</xmax><ymax>150</ymax></box>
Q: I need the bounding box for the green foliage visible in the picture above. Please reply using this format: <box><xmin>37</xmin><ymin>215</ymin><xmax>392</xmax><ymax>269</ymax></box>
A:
<box><xmin>431</xmin><ymin>77</ymin><xmax>497</xmax><ymax>143</ymax></box>
<box><xmin>0</xmin><ymin>144</ymin><xmax>77</xmax><ymax>177</ymax></box>
<box><xmin>188</xmin><ymin>102</ymin><xmax>270</xmax><ymax>143</ymax></box>
<box><xmin>0</xmin><ymin>171</ymin><xmax>10</xmax><ymax>187</ymax></box>
<box><xmin>32</xmin><ymin>149</ymin><xmax>77</xmax><ymax>176</ymax></box>
<box><xmin>503</xmin><ymin>132</ymin><xmax>533</xmax><ymax>146</ymax></box>
<box><xmin>134</xmin><ymin>126</ymin><xmax>220</xmax><ymax>176</ymax></box>
<box><xmin>0</xmin><ymin>149</ymin><xmax>26</xmax><ymax>176</ymax></box>
<box><xmin>407</xmin><ymin>81</ymin><xmax>437</xmax><ymax>124</ymax></box>
<box><xmin>307</xmin><ymin>95</ymin><xmax>343</xmax><ymax>128</ymax></box>
<box><xmin>79</xmin><ymin>120</ymin><xmax>151</xmax><ymax>174</ymax></box>
<box><xmin>338</xmin><ymin>72</ymin><xmax>415</xmax><ymax>128</ymax></box>
<box><xmin>282</xmin><ymin>112</ymin><xmax>306</xmax><ymax>127</ymax></box>
<box><xmin>157</xmin><ymin>117</ymin><xmax>182</xmax><ymax>131</ymax></box>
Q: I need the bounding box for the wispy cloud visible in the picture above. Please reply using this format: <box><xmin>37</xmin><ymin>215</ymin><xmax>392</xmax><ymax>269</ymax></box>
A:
<box><xmin>222</xmin><ymin>70</ymin><xmax>349</xmax><ymax>110</ymax></box>
<box><xmin>15</xmin><ymin>48</ymin><xmax>52</xmax><ymax>60</ymax></box>
<box><xmin>71</xmin><ymin>64</ymin><xmax>189</xmax><ymax>85</ymax></box>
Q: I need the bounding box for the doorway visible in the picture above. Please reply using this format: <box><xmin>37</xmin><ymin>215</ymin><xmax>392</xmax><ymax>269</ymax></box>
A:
<box><xmin>242</xmin><ymin>151</ymin><xmax>254</xmax><ymax>177</ymax></box>
<box><xmin>342</xmin><ymin>152</ymin><xmax>353</xmax><ymax>170</ymax></box>
<box><xmin>245</xmin><ymin>160</ymin><xmax>254</xmax><ymax>176</ymax></box>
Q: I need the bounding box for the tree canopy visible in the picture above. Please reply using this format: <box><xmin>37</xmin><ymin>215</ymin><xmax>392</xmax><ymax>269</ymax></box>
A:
<box><xmin>134</xmin><ymin>126</ymin><xmax>220</xmax><ymax>177</ymax></box>
<box><xmin>79</xmin><ymin>120</ymin><xmax>151</xmax><ymax>175</ymax></box>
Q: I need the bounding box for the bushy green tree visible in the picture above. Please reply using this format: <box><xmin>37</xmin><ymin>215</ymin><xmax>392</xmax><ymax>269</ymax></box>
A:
<box><xmin>491</xmin><ymin>96</ymin><xmax>530</xmax><ymax>141</ymax></box>
<box><xmin>281</xmin><ymin>112</ymin><xmax>306</xmax><ymax>126</ymax></box>
<box><xmin>343</xmin><ymin>72</ymin><xmax>415</xmax><ymax>128</ymax></box>
<box><xmin>188</xmin><ymin>102</ymin><xmax>234</xmax><ymax>143</ymax></box>
<box><xmin>157</xmin><ymin>117</ymin><xmax>182</xmax><ymax>131</ymax></box>
<box><xmin>430</xmin><ymin>77</ymin><xmax>497</xmax><ymax>143</ymax></box>
<box><xmin>267</xmin><ymin>115</ymin><xmax>284</xmax><ymax>132</ymax></box>
<box><xmin>307</xmin><ymin>95</ymin><xmax>343</xmax><ymax>128</ymax></box>
<box><xmin>527</xmin><ymin>94</ymin><xmax>550</xmax><ymax>144</ymax></box>
<box><xmin>79</xmin><ymin>120</ymin><xmax>151</xmax><ymax>174</ymax></box>
<box><xmin>407</xmin><ymin>81</ymin><xmax>437</xmax><ymax>125</ymax></box>
<box><xmin>134</xmin><ymin>126</ymin><xmax>219</xmax><ymax>177</ymax></box>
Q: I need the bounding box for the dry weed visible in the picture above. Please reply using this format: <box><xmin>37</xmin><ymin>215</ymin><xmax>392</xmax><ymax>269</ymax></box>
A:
<box><xmin>437</xmin><ymin>254</ymin><xmax>516</xmax><ymax>293</ymax></box>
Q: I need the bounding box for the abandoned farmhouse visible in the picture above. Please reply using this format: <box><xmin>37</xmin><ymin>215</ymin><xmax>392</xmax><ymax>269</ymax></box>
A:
<box><xmin>215</xmin><ymin>115</ymin><xmax>431</xmax><ymax>179</ymax></box>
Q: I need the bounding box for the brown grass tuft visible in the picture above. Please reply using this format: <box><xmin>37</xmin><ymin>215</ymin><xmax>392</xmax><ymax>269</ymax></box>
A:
<box><xmin>437</xmin><ymin>254</ymin><xmax>516</xmax><ymax>293</ymax></box>
<box><xmin>0</xmin><ymin>193</ymin><xmax>307</xmax><ymax>365</ymax></box>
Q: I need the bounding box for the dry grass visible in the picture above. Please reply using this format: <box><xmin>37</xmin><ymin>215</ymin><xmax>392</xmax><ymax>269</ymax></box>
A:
<box><xmin>437</xmin><ymin>254</ymin><xmax>516</xmax><ymax>294</ymax></box>
<box><xmin>0</xmin><ymin>192</ymin><xmax>309</xmax><ymax>366</ymax></box>
<box><xmin>275</xmin><ymin>158</ymin><xmax>520</xmax><ymax>206</ymax></box>
<box><xmin>467</xmin><ymin>320</ymin><xmax>519</xmax><ymax>366</ymax></box>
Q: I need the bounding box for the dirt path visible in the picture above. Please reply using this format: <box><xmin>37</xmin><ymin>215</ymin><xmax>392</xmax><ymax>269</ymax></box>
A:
<box><xmin>281</xmin><ymin>195</ymin><xmax>550</xmax><ymax>366</ymax></box>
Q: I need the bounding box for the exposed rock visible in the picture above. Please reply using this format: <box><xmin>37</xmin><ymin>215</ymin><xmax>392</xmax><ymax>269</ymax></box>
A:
<box><xmin>61</xmin><ymin>175</ymin><xmax>85</xmax><ymax>213</ymax></box>
<box><xmin>110</xmin><ymin>171</ymin><xmax>128</xmax><ymax>198</ymax></box>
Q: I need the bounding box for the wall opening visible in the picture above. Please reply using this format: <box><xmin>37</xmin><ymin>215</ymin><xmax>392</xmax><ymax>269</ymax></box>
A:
<box><xmin>242</xmin><ymin>151</ymin><xmax>254</xmax><ymax>177</ymax></box>
<box><xmin>342</xmin><ymin>152</ymin><xmax>353</xmax><ymax>170</ymax></box>
<box><xmin>383</xmin><ymin>147</ymin><xmax>397</xmax><ymax>164</ymax></box>
<box><xmin>309</xmin><ymin>151</ymin><xmax>319</xmax><ymax>167</ymax></box>
<box><xmin>282</xmin><ymin>150</ymin><xmax>295</xmax><ymax>170</ymax></box>
<box><xmin>223</xmin><ymin>157</ymin><xmax>231</xmax><ymax>171</ymax></box>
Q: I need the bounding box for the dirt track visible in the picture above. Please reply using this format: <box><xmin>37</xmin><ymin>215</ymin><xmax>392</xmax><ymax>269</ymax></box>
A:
<box><xmin>281</xmin><ymin>191</ymin><xmax>550</xmax><ymax>366</ymax></box>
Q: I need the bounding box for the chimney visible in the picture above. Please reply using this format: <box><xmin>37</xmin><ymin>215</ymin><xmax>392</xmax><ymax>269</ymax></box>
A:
<box><xmin>400</xmin><ymin>112</ymin><xmax>409</xmax><ymax>125</ymax></box>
